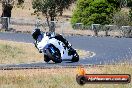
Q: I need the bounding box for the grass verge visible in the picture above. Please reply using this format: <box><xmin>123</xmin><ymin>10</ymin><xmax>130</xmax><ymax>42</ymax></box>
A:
<box><xmin>0</xmin><ymin>40</ymin><xmax>93</xmax><ymax>64</ymax></box>
<box><xmin>0</xmin><ymin>64</ymin><xmax>132</xmax><ymax>88</ymax></box>
<box><xmin>0</xmin><ymin>40</ymin><xmax>43</xmax><ymax>64</ymax></box>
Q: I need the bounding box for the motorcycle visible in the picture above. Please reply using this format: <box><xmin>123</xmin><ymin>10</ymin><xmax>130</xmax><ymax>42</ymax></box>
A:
<box><xmin>32</xmin><ymin>29</ymin><xmax>79</xmax><ymax>63</ymax></box>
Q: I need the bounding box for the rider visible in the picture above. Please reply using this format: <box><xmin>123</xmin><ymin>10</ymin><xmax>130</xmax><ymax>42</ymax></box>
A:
<box><xmin>32</xmin><ymin>28</ymin><xmax>71</xmax><ymax>53</ymax></box>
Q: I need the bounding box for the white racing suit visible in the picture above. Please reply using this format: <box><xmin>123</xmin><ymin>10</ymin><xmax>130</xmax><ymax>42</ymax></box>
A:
<box><xmin>35</xmin><ymin>33</ymin><xmax>73</xmax><ymax>60</ymax></box>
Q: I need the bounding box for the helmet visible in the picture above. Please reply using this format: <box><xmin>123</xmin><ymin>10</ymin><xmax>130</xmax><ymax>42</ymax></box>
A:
<box><xmin>32</xmin><ymin>28</ymin><xmax>41</xmax><ymax>40</ymax></box>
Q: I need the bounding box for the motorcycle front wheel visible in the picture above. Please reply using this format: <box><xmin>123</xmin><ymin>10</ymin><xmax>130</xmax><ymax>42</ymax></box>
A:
<box><xmin>46</xmin><ymin>45</ymin><xmax>62</xmax><ymax>63</ymax></box>
<box><xmin>44</xmin><ymin>54</ymin><xmax>50</xmax><ymax>62</ymax></box>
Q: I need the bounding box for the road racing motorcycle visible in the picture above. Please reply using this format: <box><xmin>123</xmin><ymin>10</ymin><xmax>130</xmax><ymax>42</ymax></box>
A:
<box><xmin>32</xmin><ymin>28</ymin><xmax>79</xmax><ymax>63</ymax></box>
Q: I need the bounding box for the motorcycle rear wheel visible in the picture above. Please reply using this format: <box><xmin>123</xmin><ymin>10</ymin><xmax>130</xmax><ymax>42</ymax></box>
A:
<box><xmin>71</xmin><ymin>51</ymin><xmax>79</xmax><ymax>62</ymax></box>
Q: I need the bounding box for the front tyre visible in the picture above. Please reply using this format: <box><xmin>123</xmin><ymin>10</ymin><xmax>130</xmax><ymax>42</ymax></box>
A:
<box><xmin>52</xmin><ymin>57</ymin><xmax>62</xmax><ymax>63</ymax></box>
<box><xmin>44</xmin><ymin>55</ymin><xmax>50</xmax><ymax>62</ymax></box>
<box><xmin>51</xmin><ymin>50</ymin><xmax>62</xmax><ymax>63</ymax></box>
<box><xmin>46</xmin><ymin>45</ymin><xmax>62</xmax><ymax>63</ymax></box>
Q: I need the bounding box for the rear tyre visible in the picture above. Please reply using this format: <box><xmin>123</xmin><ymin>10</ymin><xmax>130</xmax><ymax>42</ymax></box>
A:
<box><xmin>71</xmin><ymin>51</ymin><xmax>79</xmax><ymax>62</ymax></box>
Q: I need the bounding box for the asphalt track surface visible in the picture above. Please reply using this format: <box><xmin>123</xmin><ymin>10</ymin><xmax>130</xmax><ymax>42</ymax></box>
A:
<box><xmin>0</xmin><ymin>32</ymin><xmax>132</xmax><ymax>69</ymax></box>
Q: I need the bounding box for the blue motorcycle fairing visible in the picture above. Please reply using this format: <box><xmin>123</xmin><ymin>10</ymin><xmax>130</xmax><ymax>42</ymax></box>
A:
<box><xmin>43</xmin><ymin>44</ymin><xmax>55</xmax><ymax>54</ymax></box>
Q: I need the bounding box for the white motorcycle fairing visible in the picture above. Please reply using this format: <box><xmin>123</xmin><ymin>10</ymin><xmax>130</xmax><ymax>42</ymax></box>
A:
<box><xmin>36</xmin><ymin>34</ymin><xmax>73</xmax><ymax>60</ymax></box>
<box><xmin>37</xmin><ymin>34</ymin><xmax>49</xmax><ymax>52</ymax></box>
